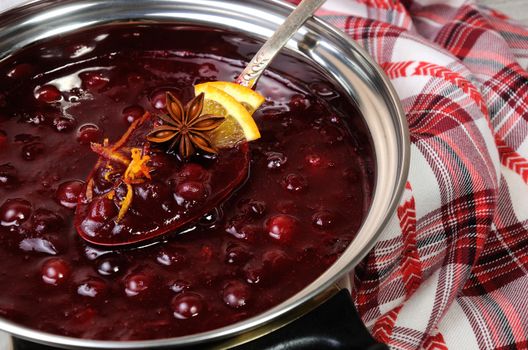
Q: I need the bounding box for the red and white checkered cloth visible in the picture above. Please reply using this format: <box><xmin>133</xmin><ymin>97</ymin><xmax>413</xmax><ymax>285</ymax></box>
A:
<box><xmin>301</xmin><ymin>0</ymin><xmax>528</xmax><ymax>349</ymax></box>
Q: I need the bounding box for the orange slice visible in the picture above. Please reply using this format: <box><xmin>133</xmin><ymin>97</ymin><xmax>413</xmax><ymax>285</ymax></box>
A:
<box><xmin>196</xmin><ymin>81</ymin><xmax>265</xmax><ymax>114</ymax></box>
<box><xmin>194</xmin><ymin>84</ymin><xmax>263</xmax><ymax>148</ymax></box>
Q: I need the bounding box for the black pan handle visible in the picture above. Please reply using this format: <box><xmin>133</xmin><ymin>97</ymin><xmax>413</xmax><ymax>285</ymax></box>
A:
<box><xmin>233</xmin><ymin>289</ymin><xmax>388</xmax><ymax>350</ymax></box>
<box><xmin>13</xmin><ymin>289</ymin><xmax>387</xmax><ymax>350</ymax></box>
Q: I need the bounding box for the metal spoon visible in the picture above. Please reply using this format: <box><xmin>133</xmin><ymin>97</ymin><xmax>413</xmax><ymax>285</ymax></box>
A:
<box><xmin>235</xmin><ymin>0</ymin><xmax>326</xmax><ymax>89</ymax></box>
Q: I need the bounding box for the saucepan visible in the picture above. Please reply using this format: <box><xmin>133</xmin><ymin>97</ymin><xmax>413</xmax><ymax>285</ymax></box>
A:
<box><xmin>0</xmin><ymin>0</ymin><xmax>409</xmax><ymax>348</ymax></box>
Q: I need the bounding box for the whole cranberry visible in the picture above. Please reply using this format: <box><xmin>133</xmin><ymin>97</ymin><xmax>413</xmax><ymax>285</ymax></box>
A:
<box><xmin>173</xmin><ymin>181</ymin><xmax>209</xmax><ymax>206</ymax></box>
<box><xmin>34</xmin><ymin>85</ymin><xmax>62</xmax><ymax>103</ymax></box>
<box><xmin>178</xmin><ymin>163</ymin><xmax>210</xmax><ymax>182</ymax></box>
<box><xmin>122</xmin><ymin>105</ymin><xmax>145</xmax><ymax>124</ymax></box>
<box><xmin>41</xmin><ymin>258</ymin><xmax>70</xmax><ymax>286</ymax></box>
<box><xmin>80</xmin><ymin>71</ymin><xmax>109</xmax><ymax>91</ymax></box>
<box><xmin>265</xmin><ymin>151</ymin><xmax>287</xmax><ymax>170</ymax></box>
<box><xmin>76</xmin><ymin>124</ymin><xmax>101</xmax><ymax>145</ymax></box>
<box><xmin>311</xmin><ymin>210</ymin><xmax>335</xmax><ymax>229</ymax></box>
<box><xmin>0</xmin><ymin>198</ymin><xmax>31</xmax><ymax>226</ymax></box>
<box><xmin>281</xmin><ymin>173</ymin><xmax>308</xmax><ymax>192</ymax></box>
<box><xmin>265</xmin><ymin>214</ymin><xmax>298</xmax><ymax>243</ymax></box>
<box><xmin>88</xmin><ymin>197</ymin><xmax>117</xmax><ymax>222</ymax></box>
<box><xmin>56</xmin><ymin>180</ymin><xmax>84</xmax><ymax>209</ymax></box>
<box><xmin>222</xmin><ymin>280</ymin><xmax>250</xmax><ymax>309</ymax></box>
<box><xmin>96</xmin><ymin>255</ymin><xmax>125</xmax><ymax>276</ymax></box>
<box><xmin>124</xmin><ymin>274</ymin><xmax>152</xmax><ymax>297</ymax></box>
<box><xmin>150</xmin><ymin>90</ymin><xmax>173</xmax><ymax>110</ymax></box>
<box><xmin>77</xmin><ymin>278</ymin><xmax>107</xmax><ymax>298</ymax></box>
<box><xmin>171</xmin><ymin>292</ymin><xmax>204</xmax><ymax>319</ymax></box>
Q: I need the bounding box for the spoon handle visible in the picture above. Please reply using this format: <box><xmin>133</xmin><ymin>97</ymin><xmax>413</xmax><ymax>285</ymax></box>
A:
<box><xmin>235</xmin><ymin>0</ymin><xmax>326</xmax><ymax>89</ymax></box>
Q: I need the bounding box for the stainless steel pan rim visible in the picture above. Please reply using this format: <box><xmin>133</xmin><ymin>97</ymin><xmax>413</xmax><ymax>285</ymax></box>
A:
<box><xmin>0</xmin><ymin>0</ymin><xmax>410</xmax><ymax>348</ymax></box>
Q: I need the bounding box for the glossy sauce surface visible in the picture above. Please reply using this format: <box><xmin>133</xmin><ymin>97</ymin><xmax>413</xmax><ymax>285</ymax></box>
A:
<box><xmin>0</xmin><ymin>25</ymin><xmax>374</xmax><ymax>340</ymax></box>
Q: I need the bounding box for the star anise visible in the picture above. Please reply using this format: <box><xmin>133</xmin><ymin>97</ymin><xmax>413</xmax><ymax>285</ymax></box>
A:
<box><xmin>146</xmin><ymin>92</ymin><xmax>225</xmax><ymax>159</ymax></box>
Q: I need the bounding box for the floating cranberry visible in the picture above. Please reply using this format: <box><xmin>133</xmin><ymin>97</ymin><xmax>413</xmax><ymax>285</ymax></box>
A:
<box><xmin>222</xmin><ymin>280</ymin><xmax>250</xmax><ymax>309</ymax></box>
<box><xmin>0</xmin><ymin>163</ymin><xmax>18</xmax><ymax>188</ymax></box>
<box><xmin>173</xmin><ymin>181</ymin><xmax>209</xmax><ymax>206</ymax></box>
<box><xmin>31</xmin><ymin>208</ymin><xmax>63</xmax><ymax>234</ymax></box>
<box><xmin>80</xmin><ymin>71</ymin><xmax>109</xmax><ymax>91</ymax></box>
<box><xmin>178</xmin><ymin>163</ymin><xmax>210</xmax><ymax>182</ymax></box>
<box><xmin>56</xmin><ymin>180</ymin><xmax>84</xmax><ymax>209</ymax></box>
<box><xmin>281</xmin><ymin>173</ymin><xmax>307</xmax><ymax>192</ymax></box>
<box><xmin>199</xmin><ymin>208</ymin><xmax>221</xmax><ymax>226</ymax></box>
<box><xmin>41</xmin><ymin>258</ymin><xmax>70</xmax><ymax>286</ymax></box>
<box><xmin>0</xmin><ymin>198</ymin><xmax>31</xmax><ymax>226</ymax></box>
<box><xmin>96</xmin><ymin>255</ymin><xmax>125</xmax><ymax>276</ymax></box>
<box><xmin>124</xmin><ymin>274</ymin><xmax>152</xmax><ymax>297</ymax></box>
<box><xmin>171</xmin><ymin>292</ymin><xmax>204</xmax><ymax>319</ymax></box>
<box><xmin>266</xmin><ymin>214</ymin><xmax>298</xmax><ymax>242</ymax></box>
<box><xmin>34</xmin><ymin>85</ymin><xmax>62</xmax><ymax>103</ymax></box>
<box><xmin>88</xmin><ymin>197</ymin><xmax>118</xmax><ymax>222</ymax></box>
<box><xmin>77</xmin><ymin>278</ymin><xmax>107</xmax><ymax>298</ymax></box>
<box><xmin>122</xmin><ymin>105</ymin><xmax>145</xmax><ymax>124</ymax></box>
<box><xmin>76</xmin><ymin>123</ymin><xmax>101</xmax><ymax>145</ymax></box>
<box><xmin>53</xmin><ymin>116</ymin><xmax>76</xmax><ymax>133</ymax></box>
<box><xmin>225</xmin><ymin>244</ymin><xmax>253</xmax><ymax>265</ymax></box>
<box><xmin>150</xmin><ymin>90</ymin><xmax>169</xmax><ymax>110</ymax></box>
<box><xmin>21</xmin><ymin>142</ymin><xmax>45</xmax><ymax>161</ymax></box>
<box><xmin>7</xmin><ymin>63</ymin><xmax>34</xmax><ymax>79</ymax></box>
<box><xmin>265</xmin><ymin>151</ymin><xmax>287</xmax><ymax>170</ymax></box>
<box><xmin>312</xmin><ymin>210</ymin><xmax>335</xmax><ymax>229</ymax></box>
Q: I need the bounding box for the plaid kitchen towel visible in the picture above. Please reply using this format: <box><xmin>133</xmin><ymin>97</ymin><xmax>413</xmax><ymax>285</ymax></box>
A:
<box><xmin>297</xmin><ymin>0</ymin><xmax>528</xmax><ymax>349</ymax></box>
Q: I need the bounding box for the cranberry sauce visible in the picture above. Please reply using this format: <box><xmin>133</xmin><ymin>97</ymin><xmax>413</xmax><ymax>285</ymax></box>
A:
<box><xmin>0</xmin><ymin>25</ymin><xmax>374</xmax><ymax>340</ymax></box>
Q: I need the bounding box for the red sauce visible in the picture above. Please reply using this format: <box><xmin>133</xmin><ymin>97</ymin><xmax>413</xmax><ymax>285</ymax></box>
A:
<box><xmin>0</xmin><ymin>25</ymin><xmax>374</xmax><ymax>340</ymax></box>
